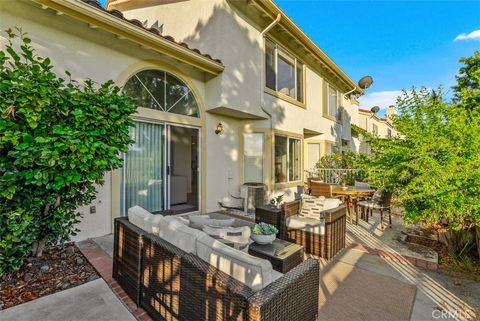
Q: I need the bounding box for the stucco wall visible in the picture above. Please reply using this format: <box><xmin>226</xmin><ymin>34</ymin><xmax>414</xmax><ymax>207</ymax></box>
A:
<box><xmin>119</xmin><ymin>0</ymin><xmax>358</xmax><ymax>201</ymax></box>
<box><xmin>119</xmin><ymin>0</ymin><xmax>356</xmax><ymax>142</ymax></box>
<box><xmin>1</xmin><ymin>0</ymin><xmax>208</xmax><ymax>240</ymax></box>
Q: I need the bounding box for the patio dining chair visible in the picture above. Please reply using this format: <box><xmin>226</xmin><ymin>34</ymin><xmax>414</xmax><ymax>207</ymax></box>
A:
<box><xmin>357</xmin><ymin>190</ymin><xmax>392</xmax><ymax>229</ymax></box>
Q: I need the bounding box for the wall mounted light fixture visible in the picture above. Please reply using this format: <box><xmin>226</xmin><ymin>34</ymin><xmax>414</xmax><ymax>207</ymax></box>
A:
<box><xmin>215</xmin><ymin>122</ymin><xmax>224</xmax><ymax>135</ymax></box>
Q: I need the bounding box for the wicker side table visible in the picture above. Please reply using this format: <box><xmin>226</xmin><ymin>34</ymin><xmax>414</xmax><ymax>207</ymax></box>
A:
<box><xmin>255</xmin><ymin>205</ymin><xmax>283</xmax><ymax>236</ymax></box>
<box><xmin>248</xmin><ymin>239</ymin><xmax>303</xmax><ymax>273</ymax></box>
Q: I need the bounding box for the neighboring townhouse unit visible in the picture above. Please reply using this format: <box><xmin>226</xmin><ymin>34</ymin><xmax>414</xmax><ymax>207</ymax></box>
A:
<box><xmin>357</xmin><ymin>105</ymin><xmax>398</xmax><ymax>153</ymax></box>
<box><xmin>1</xmin><ymin>0</ymin><xmax>366</xmax><ymax>241</ymax></box>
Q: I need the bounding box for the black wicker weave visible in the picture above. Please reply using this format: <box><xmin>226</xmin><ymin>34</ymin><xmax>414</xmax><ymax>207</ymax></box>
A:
<box><xmin>113</xmin><ymin>217</ymin><xmax>320</xmax><ymax>321</ymax></box>
<box><xmin>256</xmin><ymin>200</ymin><xmax>347</xmax><ymax>260</ymax></box>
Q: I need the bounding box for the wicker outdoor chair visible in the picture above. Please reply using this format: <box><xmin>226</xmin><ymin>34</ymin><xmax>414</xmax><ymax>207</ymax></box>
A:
<box><xmin>358</xmin><ymin>190</ymin><xmax>392</xmax><ymax>229</ymax></box>
<box><xmin>255</xmin><ymin>200</ymin><xmax>347</xmax><ymax>260</ymax></box>
<box><xmin>113</xmin><ymin>217</ymin><xmax>320</xmax><ymax>321</ymax></box>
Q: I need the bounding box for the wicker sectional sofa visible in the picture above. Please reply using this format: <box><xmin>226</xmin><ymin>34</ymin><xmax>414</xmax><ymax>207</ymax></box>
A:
<box><xmin>113</xmin><ymin>213</ymin><xmax>320</xmax><ymax>321</ymax></box>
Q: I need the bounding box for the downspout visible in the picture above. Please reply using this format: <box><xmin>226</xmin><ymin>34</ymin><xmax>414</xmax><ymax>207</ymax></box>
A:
<box><xmin>259</xmin><ymin>14</ymin><xmax>280</xmax><ymax>197</ymax></box>
<box><xmin>343</xmin><ymin>87</ymin><xmax>357</xmax><ymax>99</ymax></box>
<box><xmin>260</xmin><ymin>13</ymin><xmax>281</xmax><ymax>129</ymax></box>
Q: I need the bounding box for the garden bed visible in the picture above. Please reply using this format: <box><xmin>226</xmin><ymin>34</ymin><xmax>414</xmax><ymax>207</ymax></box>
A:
<box><xmin>404</xmin><ymin>227</ymin><xmax>480</xmax><ymax>281</ymax></box>
<box><xmin>0</xmin><ymin>243</ymin><xmax>99</xmax><ymax>310</ymax></box>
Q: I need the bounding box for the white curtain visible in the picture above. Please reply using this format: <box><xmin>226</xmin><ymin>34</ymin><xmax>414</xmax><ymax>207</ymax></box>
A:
<box><xmin>123</xmin><ymin>122</ymin><xmax>164</xmax><ymax>213</ymax></box>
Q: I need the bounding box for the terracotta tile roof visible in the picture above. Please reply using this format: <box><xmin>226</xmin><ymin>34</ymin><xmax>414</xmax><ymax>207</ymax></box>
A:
<box><xmin>81</xmin><ymin>0</ymin><xmax>222</xmax><ymax>65</ymax></box>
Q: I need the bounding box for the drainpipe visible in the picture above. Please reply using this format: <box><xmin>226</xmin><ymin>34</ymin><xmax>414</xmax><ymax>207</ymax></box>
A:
<box><xmin>343</xmin><ymin>87</ymin><xmax>357</xmax><ymax>99</ymax></box>
<box><xmin>259</xmin><ymin>14</ymin><xmax>280</xmax><ymax>197</ymax></box>
<box><xmin>259</xmin><ymin>13</ymin><xmax>281</xmax><ymax>130</ymax></box>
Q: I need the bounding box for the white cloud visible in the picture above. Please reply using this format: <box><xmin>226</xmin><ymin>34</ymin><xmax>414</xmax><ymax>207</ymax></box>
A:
<box><xmin>454</xmin><ymin>29</ymin><xmax>480</xmax><ymax>41</ymax></box>
<box><xmin>358</xmin><ymin>90</ymin><xmax>403</xmax><ymax>110</ymax></box>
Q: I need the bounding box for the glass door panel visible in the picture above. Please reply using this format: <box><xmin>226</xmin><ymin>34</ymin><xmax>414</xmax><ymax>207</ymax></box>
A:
<box><xmin>123</xmin><ymin>121</ymin><xmax>164</xmax><ymax>214</ymax></box>
<box><xmin>168</xmin><ymin>125</ymin><xmax>199</xmax><ymax>214</ymax></box>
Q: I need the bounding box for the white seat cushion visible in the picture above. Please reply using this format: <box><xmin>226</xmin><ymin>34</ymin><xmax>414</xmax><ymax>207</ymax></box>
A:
<box><xmin>128</xmin><ymin>206</ymin><xmax>153</xmax><ymax>231</ymax></box>
<box><xmin>287</xmin><ymin>215</ymin><xmax>325</xmax><ymax>235</ymax></box>
<box><xmin>323</xmin><ymin>198</ymin><xmax>341</xmax><ymax>211</ymax></box>
<box><xmin>202</xmin><ymin>226</ymin><xmax>251</xmax><ymax>252</ymax></box>
<box><xmin>189</xmin><ymin>215</ymin><xmax>235</xmax><ymax>229</ymax></box>
<box><xmin>196</xmin><ymin>234</ymin><xmax>275</xmax><ymax>292</ymax></box>
<box><xmin>300</xmin><ymin>194</ymin><xmax>325</xmax><ymax>219</ymax></box>
<box><xmin>158</xmin><ymin>218</ymin><xmax>207</xmax><ymax>254</ymax></box>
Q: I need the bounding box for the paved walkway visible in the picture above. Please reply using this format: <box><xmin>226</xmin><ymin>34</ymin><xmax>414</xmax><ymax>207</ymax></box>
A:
<box><xmin>76</xmin><ymin>239</ymin><xmax>151</xmax><ymax>321</ymax></box>
<box><xmin>0</xmin><ymin>279</ymin><xmax>135</xmax><ymax>321</ymax></box>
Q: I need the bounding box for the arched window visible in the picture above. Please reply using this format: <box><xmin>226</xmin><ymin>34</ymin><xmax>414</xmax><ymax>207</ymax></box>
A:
<box><xmin>123</xmin><ymin>69</ymin><xmax>199</xmax><ymax>117</ymax></box>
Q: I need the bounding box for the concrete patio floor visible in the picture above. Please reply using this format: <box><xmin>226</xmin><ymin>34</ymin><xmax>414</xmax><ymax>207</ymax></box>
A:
<box><xmin>92</xmin><ymin>211</ymin><xmax>479</xmax><ymax>321</ymax></box>
<box><xmin>2</xmin><ymin>210</ymin><xmax>477</xmax><ymax>321</ymax></box>
<box><xmin>0</xmin><ymin>279</ymin><xmax>135</xmax><ymax>321</ymax></box>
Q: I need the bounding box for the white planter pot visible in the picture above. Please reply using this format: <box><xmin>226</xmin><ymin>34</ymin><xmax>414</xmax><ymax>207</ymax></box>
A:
<box><xmin>250</xmin><ymin>233</ymin><xmax>276</xmax><ymax>245</ymax></box>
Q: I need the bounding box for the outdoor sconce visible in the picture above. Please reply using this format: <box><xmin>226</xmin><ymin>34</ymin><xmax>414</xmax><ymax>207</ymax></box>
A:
<box><xmin>215</xmin><ymin>122</ymin><xmax>224</xmax><ymax>135</ymax></box>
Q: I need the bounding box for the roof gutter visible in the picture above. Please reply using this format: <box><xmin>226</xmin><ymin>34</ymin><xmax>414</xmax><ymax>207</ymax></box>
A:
<box><xmin>32</xmin><ymin>0</ymin><xmax>224</xmax><ymax>76</ymax></box>
<box><xmin>251</xmin><ymin>0</ymin><xmax>363</xmax><ymax>95</ymax></box>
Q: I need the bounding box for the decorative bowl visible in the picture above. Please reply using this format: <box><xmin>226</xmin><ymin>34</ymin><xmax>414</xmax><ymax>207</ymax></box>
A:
<box><xmin>250</xmin><ymin>233</ymin><xmax>276</xmax><ymax>245</ymax></box>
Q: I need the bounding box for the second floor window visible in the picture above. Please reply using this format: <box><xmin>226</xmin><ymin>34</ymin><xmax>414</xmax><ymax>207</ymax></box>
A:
<box><xmin>327</xmin><ymin>84</ymin><xmax>342</xmax><ymax>121</ymax></box>
<box><xmin>265</xmin><ymin>39</ymin><xmax>304</xmax><ymax>103</ymax></box>
<box><xmin>372</xmin><ymin>124</ymin><xmax>379</xmax><ymax>135</ymax></box>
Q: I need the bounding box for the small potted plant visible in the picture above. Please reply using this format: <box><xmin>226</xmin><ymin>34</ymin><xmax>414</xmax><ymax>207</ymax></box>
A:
<box><xmin>270</xmin><ymin>194</ymin><xmax>285</xmax><ymax>209</ymax></box>
<box><xmin>250</xmin><ymin>222</ymin><xmax>279</xmax><ymax>244</ymax></box>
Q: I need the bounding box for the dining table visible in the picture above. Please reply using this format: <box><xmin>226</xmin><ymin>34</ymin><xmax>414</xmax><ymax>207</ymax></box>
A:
<box><xmin>331</xmin><ymin>185</ymin><xmax>375</xmax><ymax>224</ymax></box>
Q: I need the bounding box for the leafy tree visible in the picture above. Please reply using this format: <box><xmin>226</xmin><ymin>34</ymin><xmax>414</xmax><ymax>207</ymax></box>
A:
<box><xmin>365</xmin><ymin>52</ymin><xmax>480</xmax><ymax>257</ymax></box>
<box><xmin>0</xmin><ymin>28</ymin><xmax>136</xmax><ymax>274</ymax></box>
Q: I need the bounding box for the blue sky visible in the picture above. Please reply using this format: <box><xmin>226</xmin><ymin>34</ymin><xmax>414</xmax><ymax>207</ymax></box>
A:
<box><xmin>100</xmin><ymin>0</ymin><xmax>480</xmax><ymax>112</ymax></box>
<box><xmin>275</xmin><ymin>0</ymin><xmax>480</xmax><ymax>112</ymax></box>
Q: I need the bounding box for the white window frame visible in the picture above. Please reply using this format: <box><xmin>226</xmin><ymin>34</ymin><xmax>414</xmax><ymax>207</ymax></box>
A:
<box><xmin>327</xmin><ymin>83</ymin><xmax>339</xmax><ymax>120</ymax></box>
<box><xmin>265</xmin><ymin>38</ymin><xmax>304</xmax><ymax>103</ymax></box>
<box><xmin>274</xmin><ymin>135</ymin><xmax>302</xmax><ymax>183</ymax></box>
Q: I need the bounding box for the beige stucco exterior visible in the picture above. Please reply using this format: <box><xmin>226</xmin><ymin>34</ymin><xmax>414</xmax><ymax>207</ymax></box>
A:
<box><xmin>357</xmin><ymin>106</ymin><xmax>398</xmax><ymax>153</ymax></box>
<box><xmin>2</xmin><ymin>0</ymin><xmax>370</xmax><ymax>241</ymax></box>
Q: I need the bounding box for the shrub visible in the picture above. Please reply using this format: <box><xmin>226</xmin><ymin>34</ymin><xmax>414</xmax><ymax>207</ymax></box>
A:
<box><xmin>365</xmin><ymin>52</ymin><xmax>480</xmax><ymax>257</ymax></box>
<box><xmin>0</xmin><ymin>28</ymin><xmax>136</xmax><ymax>274</ymax></box>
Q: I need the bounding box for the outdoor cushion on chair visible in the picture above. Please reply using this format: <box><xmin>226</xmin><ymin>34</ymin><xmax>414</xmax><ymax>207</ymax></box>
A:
<box><xmin>128</xmin><ymin>206</ymin><xmax>153</xmax><ymax>230</ymax></box>
<box><xmin>158</xmin><ymin>218</ymin><xmax>206</xmax><ymax>253</ymax></box>
<box><xmin>195</xmin><ymin>233</ymin><xmax>278</xmax><ymax>292</ymax></box>
<box><xmin>300</xmin><ymin>194</ymin><xmax>325</xmax><ymax>219</ymax></box>
<box><xmin>202</xmin><ymin>226</ymin><xmax>251</xmax><ymax>251</ymax></box>
<box><xmin>323</xmin><ymin>198</ymin><xmax>342</xmax><ymax>211</ymax></box>
<box><xmin>188</xmin><ymin>215</ymin><xmax>235</xmax><ymax>229</ymax></box>
<box><xmin>145</xmin><ymin>214</ymin><xmax>164</xmax><ymax>234</ymax></box>
<box><xmin>286</xmin><ymin>215</ymin><xmax>325</xmax><ymax>235</ymax></box>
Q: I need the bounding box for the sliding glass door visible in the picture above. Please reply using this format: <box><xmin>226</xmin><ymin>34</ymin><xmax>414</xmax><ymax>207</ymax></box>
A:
<box><xmin>123</xmin><ymin>121</ymin><xmax>165</xmax><ymax>214</ymax></box>
<box><xmin>122</xmin><ymin>121</ymin><xmax>199</xmax><ymax>215</ymax></box>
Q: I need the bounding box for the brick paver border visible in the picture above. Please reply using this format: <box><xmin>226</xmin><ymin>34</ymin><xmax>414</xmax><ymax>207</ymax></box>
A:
<box><xmin>346</xmin><ymin>242</ymin><xmax>438</xmax><ymax>271</ymax></box>
<box><xmin>77</xmin><ymin>240</ymin><xmax>152</xmax><ymax>321</ymax></box>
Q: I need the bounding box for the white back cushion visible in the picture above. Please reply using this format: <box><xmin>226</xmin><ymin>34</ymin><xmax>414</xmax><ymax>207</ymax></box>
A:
<box><xmin>128</xmin><ymin>206</ymin><xmax>153</xmax><ymax>230</ymax></box>
<box><xmin>158</xmin><ymin>218</ymin><xmax>206</xmax><ymax>254</ymax></box>
<box><xmin>300</xmin><ymin>194</ymin><xmax>326</xmax><ymax>219</ymax></box>
<box><xmin>323</xmin><ymin>198</ymin><xmax>341</xmax><ymax>211</ymax></box>
<box><xmin>147</xmin><ymin>214</ymin><xmax>164</xmax><ymax>234</ymax></box>
<box><xmin>188</xmin><ymin>215</ymin><xmax>211</xmax><ymax>229</ymax></box>
<box><xmin>196</xmin><ymin>234</ymin><xmax>274</xmax><ymax>292</ymax></box>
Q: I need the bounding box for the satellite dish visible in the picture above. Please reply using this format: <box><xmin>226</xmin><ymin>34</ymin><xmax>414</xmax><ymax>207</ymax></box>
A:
<box><xmin>370</xmin><ymin>106</ymin><xmax>380</xmax><ymax>114</ymax></box>
<box><xmin>358</xmin><ymin>76</ymin><xmax>374</xmax><ymax>90</ymax></box>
